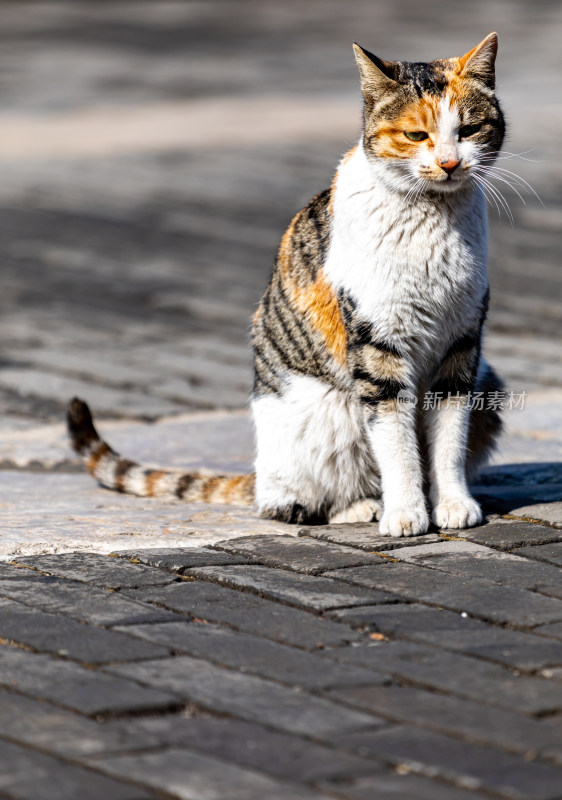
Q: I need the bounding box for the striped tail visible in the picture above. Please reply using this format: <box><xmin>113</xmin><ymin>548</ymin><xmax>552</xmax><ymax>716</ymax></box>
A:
<box><xmin>66</xmin><ymin>397</ymin><xmax>255</xmax><ymax>505</ymax></box>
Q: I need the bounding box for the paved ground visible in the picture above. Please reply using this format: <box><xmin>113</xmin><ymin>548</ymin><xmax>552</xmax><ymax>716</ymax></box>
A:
<box><xmin>1</xmin><ymin>517</ymin><xmax>562</xmax><ymax>800</ymax></box>
<box><xmin>1</xmin><ymin>2</ymin><xmax>561</xmax><ymax>799</ymax></box>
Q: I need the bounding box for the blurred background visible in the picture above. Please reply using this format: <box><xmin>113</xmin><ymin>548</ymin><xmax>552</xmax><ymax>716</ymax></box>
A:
<box><xmin>0</xmin><ymin>0</ymin><xmax>560</xmax><ymax>425</ymax></box>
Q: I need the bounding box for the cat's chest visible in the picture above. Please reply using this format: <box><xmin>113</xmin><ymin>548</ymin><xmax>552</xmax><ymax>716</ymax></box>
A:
<box><xmin>326</xmin><ymin>187</ymin><xmax>488</xmax><ymax>360</ymax></box>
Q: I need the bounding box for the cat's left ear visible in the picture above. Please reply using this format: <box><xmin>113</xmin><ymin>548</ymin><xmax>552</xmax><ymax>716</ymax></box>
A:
<box><xmin>459</xmin><ymin>32</ymin><xmax>498</xmax><ymax>89</ymax></box>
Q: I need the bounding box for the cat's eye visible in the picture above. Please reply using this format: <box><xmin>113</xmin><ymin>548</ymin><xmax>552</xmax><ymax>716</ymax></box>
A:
<box><xmin>458</xmin><ymin>123</ymin><xmax>482</xmax><ymax>139</ymax></box>
<box><xmin>404</xmin><ymin>131</ymin><xmax>428</xmax><ymax>142</ymax></box>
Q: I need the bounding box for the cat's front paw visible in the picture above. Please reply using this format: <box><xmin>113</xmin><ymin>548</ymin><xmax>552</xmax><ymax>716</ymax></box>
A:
<box><xmin>432</xmin><ymin>497</ymin><xmax>482</xmax><ymax>530</ymax></box>
<box><xmin>379</xmin><ymin>506</ymin><xmax>429</xmax><ymax>538</ymax></box>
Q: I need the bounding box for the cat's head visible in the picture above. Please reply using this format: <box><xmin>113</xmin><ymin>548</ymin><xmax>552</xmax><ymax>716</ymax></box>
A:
<box><xmin>353</xmin><ymin>33</ymin><xmax>505</xmax><ymax>194</ymax></box>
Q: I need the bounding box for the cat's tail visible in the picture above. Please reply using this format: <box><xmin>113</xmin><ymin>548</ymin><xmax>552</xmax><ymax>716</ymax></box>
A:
<box><xmin>66</xmin><ymin>397</ymin><xmax>255</xmax><ymax>506</ymax></box>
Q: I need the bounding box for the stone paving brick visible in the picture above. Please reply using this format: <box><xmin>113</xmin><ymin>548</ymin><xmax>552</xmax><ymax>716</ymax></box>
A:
<box><xmin>112</xmin><ymin>547</ymin><xmax>251</xmax><ymax>573</ymax></box>
<box><xmin>384</xmin><ymin>541</ymin><xmax>562</xmax><ymax>591</ymax></box>
<box><xmin>316</xmin><ymin>772</ymin><xmax>494</xmax><ymax>800</ymax></box>
<box><xmin>88</xmin><ymin>717</ymin><xmax>385</xmax><ymax>784</ymax></box>
<box><xmin>0</xmin><ymin>738</ymin><xmax>155</xmax><ymax>800</ymax></box>
<box><xmin>507</xmin><ymin>501</ymin><xmax>562</xmax><ymax>529</ymax></box>
<box><xmin>516</xmin><ymin>542</ymin><xmax>562</xmax><ymax>566</ymax></box>
<box><xmin>185</xmin><ymin>564</ymin><xmax>398</xmax><ymax>612</ymax></box>
<box><xmin>0</xmin><ymin>646</ymin><xmax>180</xmax><ymax>716</ymax></box>
<box><xmin>325</xmin><ymin>562</ymin><xmax>562</xmax><ymax>627</ymax></box>
<box><xmin>122</xmin><ymin>581</ymin><xmax>364</xmax><ymax>648</ymax></box>
<box><xmin>0</xmin><ymin>574</ymin><xmax>181</xmax><ymax>626</ymax></box>
<box><xmin>460</xmin><ymin>521</ymin><xmax>562</xmax><ymax>551</ymax></box>
<box><xmin>533</xmin><ymin>622</ymin><xmax>562</xmax><ymax>642</ymax></box>
<box><xmin>379</xmin><ymin>539</ymin><xmax>492</xmax><ymax>561</ymax></box>
<box><xmin>94</xmin><ymin>747</ymin><xmax>334</xmax><ymax>800</ymax></box>
<box><xmin>325</xmin><ymin>683</ymin><xmax>560</xmax><ymax>755</ymax></box>
<box><xmin>212</xmin><ymin>534</ymin><xmax>386</xmax><ymax>573</ymax></box>
<box><xmin>116</xmin><ymin>620</ymin><xmax>390</xmax><ymax>690</ymax></box>
<box><xmin>13</xmin><ymin>553</ymin><xmax>174</xmax><ymax>589</ymax></box>
<box><xmin>298</xmin><ymin>525</ymin><xmax>442</xmax><ymax>551</ymax></box>
<box><xmin>326</xmin><ymin>640</ymin><xmax>562</xmax><ymax>715</ymax></box>
<box><xmin>0</xmin><ymin>597</ymin><xmax>171</xmax><ymax>664</ymax></box>
<box><xmin>539</xmin><ymin>717</ymin><xmax>562</xmax><ymax>766</ymax></box>
<box><xmin>0</xmin><ymin>689</ymin><xmax>168</xmax><ymax>759</ymax></box>
<box><xmin>107</xmin><ymin>656</ymin><xmax>381</xmax><ymax>738</ymax></box>
<box><xmin>326</xmin><ymin>603</ymin><xmax>562</xmax><ymax>670</ymax></box>
<box><xmin>335</xmin><ymin>725</ymin><xmax>562</xmax><ymax>800</ymax></box>
<box><xmin>0</xmin><ymin>562</ymin><xmax>34</xmax><ymax>580</ymax></box>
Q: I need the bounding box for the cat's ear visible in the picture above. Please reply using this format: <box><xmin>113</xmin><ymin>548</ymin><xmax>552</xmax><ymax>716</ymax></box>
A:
<box><xmin>353</xmin><ymin>43</ymin><xmax>398</xmax><ymax>97</ymax></box>
<box><xmin>459</xmin><ymin>32</ymin><xmax>498</xmax><ymax>89</ymax></box>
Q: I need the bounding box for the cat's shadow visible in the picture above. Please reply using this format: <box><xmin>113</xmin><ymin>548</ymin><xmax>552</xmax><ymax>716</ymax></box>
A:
<box><xmin>471</xmin><ymin>461</ymin><xmax>562</xmax><ymax>517</ymax></box>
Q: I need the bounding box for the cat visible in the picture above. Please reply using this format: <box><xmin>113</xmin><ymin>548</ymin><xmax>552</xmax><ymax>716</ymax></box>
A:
<box><xmin>68</xmin><ymin>32</ymin><xmax>504</xmax><ymax>538</ymax></box>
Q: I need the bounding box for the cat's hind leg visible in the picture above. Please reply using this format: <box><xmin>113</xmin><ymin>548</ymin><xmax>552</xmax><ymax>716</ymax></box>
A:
<box><xmin>252</xmin><ymin>375</ymin><xmax>379</xmax><ymax>525</ymax></box>
<box><xmin>328</xmin><ymin>497</ymin><xmax>381</xmax><ymax>524</ymax></box>
<box><xmin>466</xmin><ymin>359</ymin><xmax>504</xmax><ymax>483</ymax></box>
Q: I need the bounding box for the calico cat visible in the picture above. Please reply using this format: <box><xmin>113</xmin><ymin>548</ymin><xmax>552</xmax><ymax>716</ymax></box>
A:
<box><xmin>68</xmin><ymin>32</ymin><xmax>504</xmax><ymax>538</ymax></box>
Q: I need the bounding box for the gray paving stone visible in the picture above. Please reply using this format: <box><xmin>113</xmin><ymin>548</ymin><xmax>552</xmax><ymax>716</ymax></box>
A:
<box><xmin>88</xmin><ymin>717</ymin><xmax>384</xmax><ymax>784</ymax></box>
<box><xmin>116</xmin><ymin>620</ymin><xmax>389</xmax><ymax>690</ymax></box>
<box><xmin>507</xmin><ymin>501</ymin><xmax>562</xmax><ymax>528</ymax></box>
<box><xmin>212</xmin><ymin>534</ymin><xmax>386</xmax><ymax>573</ymax></box>
<box><xmin>185</xmin><ymin>564</ymin><xmax>398</xmax><ymax>612</ymax></box>
<box><xmin>326</xmin><ymin>603</ymin><xmax>562</xmax><ymax>670</ymax></box>
<box><xmin>386</xmin><ymin>542</ymin><xmax>562</xmax><ymax>592</ymax></box>
<box><xmin>0</xmin><ymin>597</ymin><xmax>171</xmax><ymax>663</ymax></box>
<box><xmin>325</xmin><ymin>684</ymin><xmax>560</xmax><ymax>755</ymax></box>
<box><xmin>316</xmin><ymin>772</ymin><xmax>493</xmax><ymax>800</ymax></box>
<box><xmin>516</xmin><ymin>542</ymin><xmax>562</xmax><ymax>566</ymax></box>
<box><xmin>379</xmin><ymin>539</ymin><xmax>493</xmax><ymax>562</ymax></box>
<box><xmin>122</xmin><ymin>581</ymin><xmax>363</xmax><ymax>648</ymax></box>
<box><xmin>335</xmin><ymin>726</ymin><xmax>562</xmax><ymax>800</ymax></box>
<box><xmin>112</xmin><ymin>547</ymin><xmax>251</xmax><ymax>573</ymax></box>
<box><xmin>13</xmin><ymin>552</ymin><xmax>175</xmax><ymax>589</ymax></box>
<box><xmin>326</xmin><ymin>640</ymin><xmax>562</xmax><ymax>715</ymax></box>
<box><xmin>107</xmin><ymin>656</ymin><xmax>380</xmax><ymax>738</ymax></box>
<box><xmin>0</xmin><ymin>689</ymin><xmax>170</xmax><ymax>759</ymax></box>
<box><xmin>533</xmin><ymin>622</ymin><xmax>562</xmax><ymax>642</ymax></box>
<box><xmin>460</xmin><ymin>521</ymin><xmax>562</xmax><ymax>551</ymax></box>
<box><xmin>94</xmin><ymin>747</ymin><xmax>333</xmax><ymax>800</ymax></box>
<box><xmin>0</xmin><ymin>562</ymin><xmax>35</xmax><ymax>580</ymax></box>
<box><xmin>0</xmin><ymin>738</ymin><xmax>154</xmax><ymax>800</ymax></box>
<box><xmin>0</xmin><ymin>574</ymin><xmax>181</xmax><ymax>626</ymax></box>
<box><xmin>299</xmin><ymin>526</ymin><xmax>442</xmax><ymax>552</ymax></box>
<box><xmin>325</xmin><ymin>562</ymin><xmax>562</xmax><ymax>627</ymax></box>
<box><xmin>0</xmin><ymin>646</ymin><xmax>180</xmax><ymax>716</ymax></box>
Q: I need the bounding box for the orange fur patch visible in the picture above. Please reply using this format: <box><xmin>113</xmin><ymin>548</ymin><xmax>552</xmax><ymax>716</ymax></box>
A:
<box><xmin>277</xmin><ymin>214</ymin><xmax>299</xmax><ymax>276</ymax></box>
<box><xmin>145</xmin><ymin>470</ymin><xmax>167</xmax><ymax>497</ymax></box>
<box><xmin>293</xmin><ymin>271</ymin><xmax>347</xmax><ymax>365</ymax></box>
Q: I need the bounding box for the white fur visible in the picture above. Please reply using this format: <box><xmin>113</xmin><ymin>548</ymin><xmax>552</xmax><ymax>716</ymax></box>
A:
<box><xmin>253</xmin><ymin>139</ymin><xmax>491</xmax><ymax>535</ymax></box>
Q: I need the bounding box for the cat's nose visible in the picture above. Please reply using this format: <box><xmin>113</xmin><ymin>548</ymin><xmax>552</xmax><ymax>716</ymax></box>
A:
<box><xmin>439</xmin><ymin>159</ymin><xmax>460</xmax><ymax>175</ymax></box>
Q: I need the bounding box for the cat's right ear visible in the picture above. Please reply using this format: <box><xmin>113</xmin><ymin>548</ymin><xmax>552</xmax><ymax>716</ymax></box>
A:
<box><xmin>353</xmin><ymin>43</ymin><xmax>398</xmax><ymax>97</ymax></box>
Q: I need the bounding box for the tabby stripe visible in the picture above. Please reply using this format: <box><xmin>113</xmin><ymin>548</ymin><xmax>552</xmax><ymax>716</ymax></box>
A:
<box><xmin>175</xmin><ymin>474</ymin><xmax>196</xmax><ymax>499</ymax></box>
<box><xmin>114</xmin><ymin>459</ymin><xmax>137</xmax><ymax>492</ymax></box>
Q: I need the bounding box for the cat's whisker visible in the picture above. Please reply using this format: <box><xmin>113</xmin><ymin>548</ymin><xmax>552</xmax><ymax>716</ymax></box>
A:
<box><xmin>472</xmin><ymin>173</ymin><xmax>514</xmax><ymax>225</ymax></box>
<box><xmin>470</xmin><ymin>176</ymin><xmax>502</xmax><ymax>221</ymax></box>
<box><xmin>471</xmin><ymin>172</ymin><xmax>511</xmax><ymax>223</ymax></box>
<box><xmin>472</xmin><ymin>167</ymin><xmax>527</xmax><ymax>206</ymax></box>
<box><xmin>477</xmin><ymin>165</ymin><xmax>543</xmax><ymax>206</ymax></box>
<box><xmin>480</xmin><ymin>149</ymin><xmax>538</xmax><ymax>163</ymax></box>
<box><xmin>403</xmin><ymin>177</ymin><xmax>423</xmax><ymax>205</ymax></box>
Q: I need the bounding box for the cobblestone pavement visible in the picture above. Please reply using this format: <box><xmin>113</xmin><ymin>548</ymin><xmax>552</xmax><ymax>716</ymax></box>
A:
<box><xmin>1</xmin><ymin>514</ymin><xmax>562</xmax><ymax>800</ymax></box>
